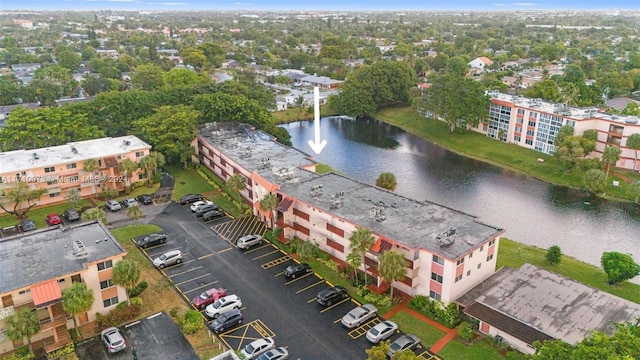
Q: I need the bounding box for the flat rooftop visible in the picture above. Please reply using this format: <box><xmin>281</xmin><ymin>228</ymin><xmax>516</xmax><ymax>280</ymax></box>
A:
<box><xmin>197</xmin><ymin>123</ymin><xmax>320</xmax><ymax>185</ymax></box>
<box><xmin>0</xmin><ymin>135</ymin><xmax>151</xmax><ymax>175</ymax></box>
<box><xmin>0</xmin><ymin>221</ymin><xmax>127</xmax><ymax>294</ymax></box>
<box><xmin>281</xmin><ymin>172</ymin><xmax>503</xmax><ymax>259</ymax></box>
<box><xmin>458</xmin><ymin>263</ymin><xmax>640</xmax><ymax>345</ymax></box>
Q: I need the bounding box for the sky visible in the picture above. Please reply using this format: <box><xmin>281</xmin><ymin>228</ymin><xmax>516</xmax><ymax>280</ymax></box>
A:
<box><xmin>1</xmin><ymin>0</ymin><xmax>639</xmax><ymax>11</ymax></box>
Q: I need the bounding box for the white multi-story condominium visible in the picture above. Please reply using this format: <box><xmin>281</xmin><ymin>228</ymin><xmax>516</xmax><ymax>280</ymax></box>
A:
<box><xmin>0</xmin><ymin>222</ymin><xmax>128</xmax><ymax>357</ymax></box>
<box><xmin>478</xmin><ymin>91</ymin><xmax>640</xmax><ymax>170</ymax></box>
<box><xmin>194</xmin><ymin>122</ymin><xmax>504</xmax><ymax>303</ymax></box>
<box><xmin>0</xmin><ymin>136</ymin><xmax>151</xmax><ymax>214</ymax></box>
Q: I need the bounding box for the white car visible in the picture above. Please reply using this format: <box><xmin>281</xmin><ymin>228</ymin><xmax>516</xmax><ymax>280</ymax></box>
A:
<box><xmin>366</xmin><ymin>320</ymin><xmax>398</xmax><ymax>343</ymax></box>
<box><xmin>205</xmin><ymin>295</ymin><xmax>242</xmax><ymax>319</ymax></box>
<box><xmin>237</xmin><ymin>234</ymin><xmax>263</xmax><ymax>249</ymax></box>
<box><xmin>341</xmin><ymin>303</ymin><xmax>377</xmax><ymax>328</ymax></box>
<box><xmin>190</xmin><ymin>200</ymin><xmax>214</xmax><ymax>212</ymax></box>
<box><xmin>105</xmin><ymin>200</ymin><xmax>122</xmax><ymax>212</ymax></box>
<box><xmin>240</xmin><ymin>337</ymin><xmax>275</xmax><ymax>360</ymax></box>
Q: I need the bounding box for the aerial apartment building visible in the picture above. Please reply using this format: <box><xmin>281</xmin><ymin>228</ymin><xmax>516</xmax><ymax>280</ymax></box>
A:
<box><xmin>0</xmin><ymin>136</ymin><xmax>151</xmax><ymax>214</ymax></box>
<box><xmin>479</xmin><ymin>91</ymin><xmax>640</xmax><ymax>170</ymax></box>
<box><xmin>193</xmin><ymin>122</ymin><xmax>504</xmax><ymax>303</ymax></box>
<box><xmin>0</xmin><ymin>222</ymin><xmax>128</xmax><ymax>356</ymax></box>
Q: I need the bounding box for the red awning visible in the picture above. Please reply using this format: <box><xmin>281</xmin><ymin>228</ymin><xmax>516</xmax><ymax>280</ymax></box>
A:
<box><xmin>371</xmin><ymin>238</ymin><xmax>393</xmax><ymax>253</ymax></box>
<box><xmin>276</xmin><ymin>197</ymin><xmax>295</xmax><ymax>212</ymax></box>
<box><xmin>31</xmin><ymin>280</ymin><xmax>62</xmax><ymax>307</ymax></box>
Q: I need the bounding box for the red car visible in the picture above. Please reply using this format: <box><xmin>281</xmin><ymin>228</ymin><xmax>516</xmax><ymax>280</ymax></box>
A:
<box><xmin>46</xmin><ymin>214</ymin><xmax>62</xmax><ymax>226</ymax></box>
<box><xmin>191</xmin><ymin>288</ymin><xmax>227</xmax><ymax>310</ymax></box>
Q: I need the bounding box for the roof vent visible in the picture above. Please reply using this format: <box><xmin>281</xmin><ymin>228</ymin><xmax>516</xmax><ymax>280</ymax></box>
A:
<box><xmin>121</xmin><ymin>140</ymin><xmax>131</xmax><ymax>147</ymax></box>
<box><xmin>71</xmin><ymin>145</ymin><xmax>78</xmax><ymax>154</ymax></box>
<box><xmin>73</xmin><ymin>239</ymin><xmax>87</xmax><ymax>256</ymax></box>
<box><xmin>436</xmin><ymin>227</ymin><xmax>457</xmax><ymax>247</ymax></box>
<box><xmin>32</xmin><ymin>153</ymin><xmax>39</xmax><ymax>160</ymax></box>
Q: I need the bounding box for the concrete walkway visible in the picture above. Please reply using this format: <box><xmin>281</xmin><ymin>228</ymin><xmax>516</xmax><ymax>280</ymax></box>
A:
<box><xmin>382</xmin><ymin>300</ymin><xmax>458</xmax><ymax>354</ymax></box>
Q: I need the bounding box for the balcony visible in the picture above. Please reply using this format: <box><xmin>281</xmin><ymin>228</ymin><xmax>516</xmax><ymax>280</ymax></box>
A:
<box><xmin>44</xmin><ymin>325</ymin><xmax>72</xmax><ymax>353</ymax></box>
<box><xmin>40</xmin><ymin>315</ymin><xmax>67</xmax><ymax>331</ymax></box>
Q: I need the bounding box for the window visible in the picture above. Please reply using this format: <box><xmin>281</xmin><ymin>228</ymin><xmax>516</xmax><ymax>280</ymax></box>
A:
<box><xmin>100</xmin><ymin>279</ymin><xmax>114</xmax><ymax>289</ymax></box>
<box><xmin>18</xmin><ymin>289</ymin><xmax>31</xmax><ymax>295</ymax></box>
<box><xmin>135</xmin><ymin>151</ymin><xmax>144</xmax><ymax>158</ymax></box>
<box><xmin>480</xmin><ymin>246</ymin><xmax>484</xmax><ymax>252</ymax></box>
<box><xmin>516</xmin><ymin>118</ymin><xmax>524</xmax><ymax>124</ymax></box>
<box><xmin>487</xmin><ymin>254</ymin><xmax>494</xmax><ymax>262</ymax></box>
<box><xmin>467</xmin><ymin>270</ymin><xmax>471</xmax><ymax>277</ymax></box>
<box><xmin>47</xmin><ymin>179</ymin><xmax>58</xmax><ymax>185</ymax></box>
<box><xmin>514</xmin><ymin>135</ymin><xmax>521</xmax><ymax>142</ymax></box>
<box><xmin>477</xmin><ymin>263</ymin><xmax>482</xmax><ymax>269</ymax></box>
<box><xmin>68</xmin><ymin>176</ymin><xmax>78</xmax><ymax>182</ymax></box>
<box><xmin>44</xmin><ymin>167</ymin><xmax>55</xmax><ymax>173</ymax></box>
<box><xmin>103</xmin><ymin>296</ymin><xmax>119</xmax><ymax>307</ymax></box>
<box><xmin>57</xmin><ymin>278</ymin><xmax>65</xmax><ymax>283</ymax></box>
<box><xmin>530</xmin><ymin>112</ymin><xmax>538</xmax><ymax>118</ymax></box>
<box><xmin>469</xmin><ymin>252</ymin><xmax>473</xmax><ymax>259</ymax></box>
<box><xmin>66</xmin><ymin>163</ymin><xmax>77</xmax><ymax>169</ymax></box>
<box><xmin>138</xmin><ymin>173</ymin><xmax>146</xmax><ymax>180</ymax></box>
<box><xmin>429</xmin><ymin>291</ymin><xmax>441</xmax><ymax>301</ymax></box>
<box><xmin>431</xmin><ymin>272</ymin><xmax>443</xmax><ymax>284</ymax></box>
<box><xmin>525</xmin><ymin>139</ymin><xmax>533</xmax><ymax>145</ymax></box>
<box><xmin>455</xmin><ymin>274</ymin><xmax>463</xmax><ymax>282</ymax></box>
<box><xmin>517</xmin><ymin>109</ymin><xmax>525</xmax><ymax>115</ymax></box>
<box><xmin>49</xmin><ymin>191</ymin><xmax>60</xmax><ymax>198</ymax></box>
<box><xmin>456</xmin><ymin>258</ymin><xmax>464</xmax><ymax>266</ymax></box>
<box><xmin>432</xmin><ymin>255</ymin><xmax>444</xmax><ymax>265</ymax></box>
<box><xmin>489</xmin><ymin>239</ymin><xmax>495</xmax><ymax>246</ymax></box>
<box><xmin>526</xmin><ymin>130</ymin><xmax>535</xmax><ymax>136</ymax></box>
<box><xmin>97</xmin><ymin>260</ymin><xmax>113</xmax><ymax>271</ymax></box>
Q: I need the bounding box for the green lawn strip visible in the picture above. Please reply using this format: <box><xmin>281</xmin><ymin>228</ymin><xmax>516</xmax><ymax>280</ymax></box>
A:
<box><xmin>272</xmin><ymin>102</ymin><xmax>339</xmax><ymax>124</ymax></box>
<box><xmin>389</xmin><ymin>311</ymin><xmax>445</xmax><ymax>347</ymax></box>
<box><xmin>167</xmin><ymin>166</ymin><xmax>215</xmax><ymax>201</ymax></box>
<box><xmin>0</xmin><ymin>200</ymin><xmax>92</xmax><ymax>229</ymax></box>
<box><xmin>111</xmin><ymin>224</ymin><xmax>163</xmax><ymax>256</ymax></box>
<box><xmin>315</xmin><ymin>163</ymin><xmax>340</xmax><ymax>174</ymax></box>
<box><xmin>438</xmin><ymin>338</ymin><xmax>503</xmax><ymax>360</ymax></box>
<box><xmin>497</xmin><ymin>238</ymin><xmax>640</xmax><ymax>304</ymax></box>
<box><xmin>374</xmin><ymin>106</ymin><xmax>638</xmax><ymax>202</ymax></box>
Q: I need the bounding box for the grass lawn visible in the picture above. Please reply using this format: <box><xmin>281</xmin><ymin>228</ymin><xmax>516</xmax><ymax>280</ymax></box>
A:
<box><xmin>497</xmin><ymin>238</ymin><xmax>640</xmax><ymax>304</ymax></box>
<box><xmin>271</xmin><ymin>102</ymin><xmax>338</xmax><ymax>124</ymax></box>
<box><xmin>438</xmin><ymin>338</ymin><xmax>503</xmax><ymax>360</ymax></box>
<box><xmin>168</xmin><ymin>166</ymin><xmax>216</xmax><ymax>202</ymax></box>
<box><xmin>0</xmin><ymin>200</ymin><xmax>92</xmax><ymax>229</ymax></box>
<box><xmin>389</xmin><ymin>311</ymin><xmax>445</xmax><ymax>347</ymax></box>
<box><xmin>374</xmin><ymin>106</ymin><xmax>640</xmax><ymax>202</ymax></box>
<box><xmin>111</xmin><ymin>224</ymin><xmax>224</xmax><ymax>359</ymax></box>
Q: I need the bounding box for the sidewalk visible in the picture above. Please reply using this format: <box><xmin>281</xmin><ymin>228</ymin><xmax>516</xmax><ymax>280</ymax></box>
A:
<box><xmin>382</xmin><ymin>300</ymin><xmax>457</xmax><ymax>354</ymax></box>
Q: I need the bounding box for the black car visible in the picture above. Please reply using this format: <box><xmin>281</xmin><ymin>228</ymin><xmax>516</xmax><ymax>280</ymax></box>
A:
<box><xmin>316</xmin><ymin>285</ymin><xmax>348</xmax><ymax>306</ymax></box>
<box><xmin>136</xmin><ymin>233</ymin><xmax>167</xmax><ymax>249</ymax></box>
<box><xmin>209</xmin><ymin>309</ymin><xmax>243</xmax><ymax>333</ymax></box>
<box><xmin>202</xmin><ymin>209</ymin><xmax>225</xmax><ymax>221</ymax></box>
<box><xmin>283</xmin><ymin>263</ymin><xmax>312</xmax><ymax>279</ymax></box>
<box><xmin>137</xmin><ymin>194</ymin><xmax>153</xmax><ymax>205</ymax></box>
<box><xmin>180</xmin><ymin>194</ymin><xmax>204</xmax><ymax>205</ymax></box>
<box><xmin>18</xmin><ymin>219</ymin><xmax>36</xmax><ymax>232</ymax></box>
<box><xmin>62</xmin><ymin>209</ymin><xmax>80</xmax><ymax>222</ymax></box>
<box><xmin>195</xmin><ymin>204</ymin><xmax>219</xmax><ymax>217</ymax></box>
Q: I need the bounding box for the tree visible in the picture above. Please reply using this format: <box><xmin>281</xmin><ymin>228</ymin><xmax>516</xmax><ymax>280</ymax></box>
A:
<box><xmin>348</xmin><ymin>228</ymin><xmax>376</xmax><ymax>284</ymax></box>
<box><xmin>4</xmin><ymin>308</ymin><xmax>41</xmax><ymax>353</ymax></box>
<box><xmin>127</xmin><ymin>205</ymin><xmax>144</xmax><ymax>224</ymax></box>
<box><xmin>366</xmin><ymin>340</ymin><xmax>391</xmax><ymax>360</ymax></box>
<box><xmin>259</xmin><ymin>193</ymin><xmax>278</xmax><ymax>229</ymax></box>
<box><xmin>0</xmin><ymin>181</ymin><xmax>48</xmax><ymax>219</ymax></box>
<box><xmin>583</xmin><ymin>169</ymin><xmax>606</xmax><ymax>194</ymax></box>
<box><xmin>62</xmin><ymin>282</ymin><xmax>94</xmax><ymax>338</ymax></box>
<box><xmin>420</xmin><ymin>73</ymin><xmax>490</xmax><ymax>133</ymax></box>
<box><xmin>601</xmin><ymin>252</ymin><xmax>640</xmax><ymax>285</ymax></box>
<box><xmin>376</xmin><ymin>172</ymin><xmax>397</xmax><ymax>191</ymax></box>
<box><xmin>522</xmin><ymin>79</ymin><xmax>562</xmax><ymax>102</ymax></box>
<box><xmin>118</xmin><ymin>158</ymin><xmax>139</xmax><ymax>190</ymax></box>
<box><xmin>138</xmin><ymin>152</ymin><xmax>165</xmax><ymax>186</ymax></box>
<box><xmin>81</xmin><ymin>207</ymin><xmax>108</xmax><ymax>224</ymax></box>
<box><xmin>626</xmin><ymin>133</ymin><xmax>640</xmax><ymax>171</ymax></box>
<box><xmin>56</xmin><ymin>49</ymin><xmax>82</xmax><ymax>71</ymax></box>
<box><xmin>112</xmin><ymin>259</ymin><xmax>141</xmax><ymax>305</ymax></box>
<box><xmin>226</xmin><ymin>173</ymin><xmax>247</xmax><ymax>205</ymax></box>
<box><xmin>602</xmin><ymin>145</ymin><xmax>621</xmax><ymax>181</ymax></box>
<box><xmin>65</xmin><ymin>189</ymin><xmax>83</xmax><ymax>210</ymax></box>
<box><xmin>378</xmin><ymin>250</ymin><xmax>407</xmax><ymax>299</ymax></box>
<box><xmin>546</xmin><ymin>245</ymin><xmax>562</xmax><ymax>265</ymax></box>
<box><xmin>346</xmin><ymin>252</ymin><xmax>362</xmax><ymax>284</ymax></box>
<box><xmin>131</xmin><ymin>64</ymin><xmax>164</xmax><ymax>90</ymax></box>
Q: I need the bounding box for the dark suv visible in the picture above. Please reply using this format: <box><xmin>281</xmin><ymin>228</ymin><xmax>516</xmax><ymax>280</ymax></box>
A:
<box><xmin>209</xmin><ymin>309</ymin><xmax>243</xmax><ymax>333</ymax></box>
<box><xmin>136</xmin><ymin>233</ymin><xmax>167</xmax><ymax>249</ymax></box>
<box><xmin>180</xmin><ymin>194</ymin><xmax>204</xmax><ymax>205</ymax></box>
<box><xmin>316</xmin><ymin>285</ymin><xmax>348</xmax><ymax>306</ymax></box>
<box><xmin>195</xmin><ymin>204</ymin><xmax>219</xmax><ymax>217</ymax></box>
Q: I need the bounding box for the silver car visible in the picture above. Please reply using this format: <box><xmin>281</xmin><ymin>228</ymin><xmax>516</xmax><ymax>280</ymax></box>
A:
<box><xmin>152</xmin><ymin>250</ymin><xmax>183</xmax><ymax>268</ymax></box>
<box><xmin>387</xmin><ymin>334</ymin><xmax>421</xmax><ymax>357</ymax></box>
<box><xmin>341</xmin><ymin>303</ymin><xmax>378</xmax><ymax>328</ymax></box>
<box><xmin>240</xmin><ymin>337</ymin><xmax>275</xmax><ymax>360</ymax></box>
<box><xmin>366</xmin><ymin>320</ymin><xmax>398</xmax><ymax>343</ymax></box>
<box><xmin>101</xmin><ymin>327</ymin><xmax>126</xmax><ymax>353</ymax></box>
<box><xmin>237</xmin><ymin>234</ymin><xmax>263</xmax><ymax>249</ymax></box>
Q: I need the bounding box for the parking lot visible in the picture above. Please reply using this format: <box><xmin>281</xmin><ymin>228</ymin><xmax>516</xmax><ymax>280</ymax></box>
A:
<box><xmin>143</xmin><ymin>201</ymin><xmax>436</xmax><ymax>359</ymax></box>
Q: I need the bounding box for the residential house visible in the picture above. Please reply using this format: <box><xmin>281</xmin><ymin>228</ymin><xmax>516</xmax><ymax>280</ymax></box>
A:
<box><xmin>0</xmin><ymin>222</ymin><xmax>128</xmax><ymax>357</ymax></box>
<box><xmin>456</xmin><ymin>264</ymin><xmax>640</xmax><ymax>354</ymax></box>
<box><xmin>0</xmin><ymin>103</ymin><xmax>40</xmax><ymax>126</ymax></box>
<box><xmin>468</xmin><ymin>57</ymin><xmax>493</xmax><ymax>72</ymax></box>
<box><xmin>299</xmin><ymin>75</ymin><xmax>342</xmax><ymax>89</ymax></box>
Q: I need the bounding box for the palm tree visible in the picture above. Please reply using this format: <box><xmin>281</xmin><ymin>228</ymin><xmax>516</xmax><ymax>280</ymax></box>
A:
<box><xmin>259</xmin><ymin>193</ymin><xmax>279</xmax><ymax>229</ymax></box>
<box><xmin>62</xmin><ymin>282</ymin><xmax>94</xmax><ymax>338</ymax></box>
<box><xmin>626</xmin><ymin>133</ymin><xmax>640</xmax><ymax>171</ymax></box>
<box><xmin>378</xmin><ymin>250</ymin><xmax>407</xmax><ymax>299</ymax></box>
<box><xmin>226</xmin><ymin>173</ymin><xmax>247</xmax><ymax>205</ymax></box>
<box><xmin>4</xmin><ymin>308</ymin><xmax>41</xmax><ymax>353</ymax></box>
<box><xmin>346</xmin><ymin>252</ymin><xmax>362</xmax><ymax>284</ymax></box>
<box><xmin>127</xmin><ymin>205</ymin><xmax>144</xmax><ymax>224</ymax></box>
<box><xmin>82</xmin><ymin>158</ymin><xmax>100</xmax><ymax>197</ymax></box>
<box><xmin>348</xmin><ymin>228</ymin><xmax>376</xmax><ymax>284</ymax></box>
<box><xmin>139</xmin><ymin>152</ymin><xmax>165</xmax><ymax>186</ymax></box>
<box><xmin>602</xmin><ymin>145</ymin><xmax>621</xmax><ymax>181</ymax></box>
<box><xmin>118</xmin><ymin>158</ymin><xmax>138</xmax><ymax>191</ymax></box>
<box><xmin>112</xmin><ymin>259</ymin><xmax>141</xmax><ymax>305</ymax></box>
<box><xmin>375</xmin><ymin>172</ymin><xmax>397</xmax><ymax>191</ymax></box>
<box><xmin>81</xmin><ymin>207</ymin><xmax>108</xmax><ymax>224</ymax></box>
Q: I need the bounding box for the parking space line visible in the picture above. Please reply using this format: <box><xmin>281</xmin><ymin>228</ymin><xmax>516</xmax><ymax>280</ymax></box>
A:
<box><xmin>348</xmin><ymin>318</ymin><xmax>380</xmax><ymax>339</ymax></box>
<box><xmin>307</xmin><ymin>297</ymin><xmax>318</xmax><ymax>304</ymax></box>
<box><xmin>284</xmin><ymin>272</ymin><xmax>313</xmax><ymax>284</ymax></box>
<box><xmin>274</xmin><ymin>272</ymin><xmax>283</xmax><ymax>277</ymax></box>
<box><xmin>180</xmin><ymin>281</ymin><xmax>220</xmax><ymax>295</ymax></box>
<box><xmin>198</xmin><ymin>254</ymin><xmax>214</xmax><ymax>260</ymax></box>
<box><xmin>174</xmin><ymin>273</ymin><xmax>209</xmax><ymax>286</ymax></box>
<box><xmin>252</xmin><ymin>249</ymin><xmax>280</xmax><ymax>260</ymax></box>
<box><xmin>261</xmin><ymin>255</ymin><xmax>291</xmax><ymax>269</ymax></box>
<box><xmin>168</xmin><ymin>266</ymin><xmax>203</xmax><ymax>278</ymax></box>
<box><xmin>297</xmin><ymin>280</ymin><xmax>326</xmax><ymax>294</ymax></box>
<box><xmin>243</xmin><ymin>243</ymin><xmax>272</xmax><ymax>254</ymax></box>
<box><xmin>217</xmin><ymin>247</ymin><xmax>233</xmax><ymax>253</ymax></box>
<box><xmin>320</xmin><ymin>298</ymin><xmax>350</xmax><ymax>313</ymax></box>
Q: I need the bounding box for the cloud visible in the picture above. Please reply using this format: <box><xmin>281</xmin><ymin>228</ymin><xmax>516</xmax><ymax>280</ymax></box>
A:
<box><xmin>147</xmin><ymin>1</ymin><xmax>188</xmax><ymax>4</ymax></box>
<box><xmin>514</xmin><ymin>2</ymin><xmax>537</xmax><ymax>5</ymax></box>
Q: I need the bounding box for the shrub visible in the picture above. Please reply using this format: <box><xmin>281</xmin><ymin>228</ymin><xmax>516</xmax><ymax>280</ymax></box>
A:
<box><xmin>545</xmin><ymin>245</ymin><xmax>562</xmax><ymax>265</ymax></box>
<box><xmin>48</xmin><ymin>344</ymin><xmax>75</xmax><ymax>359</ymax></box>
<box><xmin>4</xmin><ymin>347</ymin><xmax>34</xmax><ymax>360</ymax></box>
<box><xmin>169</xmin><ymin>307</ymin><xmax>180</xmax><ymax>318</ymax></box>
<box><xmin>408</xmin><ymin>295</ymin><xmax>461</xmax><ymax>328</ymax></box>
<box><xmin>129</xmin><ymin>281</ymin><xmax>148</xmax><ymax>297</ymax></box>
<box><xmin>181</xmin><ymin>309</ymin><xmax>204</xmax><ymax>335</ymax></box>
<box><xmin>96</xmin><ymin>302</ymin><xmax>142</xmax><ymax>330</ymax></box>
<box><xmin>457</xmin><ymin>322</ymin><xmax>474</xmax><ymax>342</ymax></box>
<box><xmin>130</xmin><ymin>297</ymin><xmax>143</xmax><ymax>307</ymax></box>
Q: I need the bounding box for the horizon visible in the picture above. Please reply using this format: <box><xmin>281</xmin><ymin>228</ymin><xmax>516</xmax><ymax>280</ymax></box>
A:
<box><xmin>2</xmin><ymin>0</ymin><xmax>639</xmax><ymax>12</ymax></box>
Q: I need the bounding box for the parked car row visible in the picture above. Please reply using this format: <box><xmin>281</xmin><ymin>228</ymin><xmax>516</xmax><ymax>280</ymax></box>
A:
<box><xmin>104</xmin><ymin>194</ymin><xmax>154</xmax><ymax>212</ymax></box>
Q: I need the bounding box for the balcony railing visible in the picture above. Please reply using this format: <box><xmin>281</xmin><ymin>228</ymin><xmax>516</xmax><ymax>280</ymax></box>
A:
<box><xmin>40</xmin><ymin>315</ymin><xmax>67</xmax><ymax>331</ymax></box>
